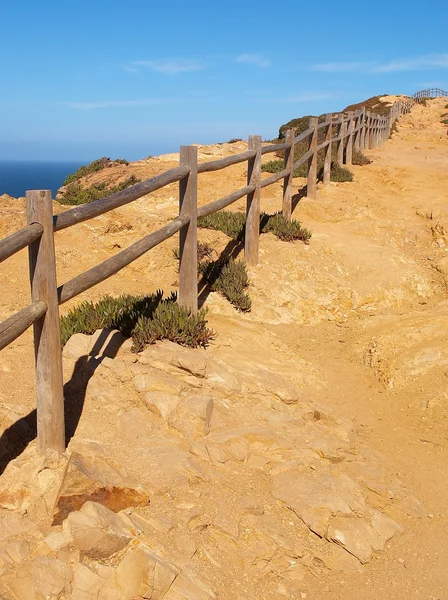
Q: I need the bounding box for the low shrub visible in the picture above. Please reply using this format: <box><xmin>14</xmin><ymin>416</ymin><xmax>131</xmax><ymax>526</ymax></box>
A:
<box><xmin>173</xmin><ymin>241</ymin><xmax>214</xmax><ymax>263</ymax></box>
<box><xmin>227</xmin><ymin>138</ymin><xmax>243</xmax><ymax>143</ymax></box>
<box><xmin>132</xmin><ymin>303</ymin><xmax>213</xmax><ymax>351</ymax></box>
<box><xmin>58</xmin><ymin>176</ymin><xmax>141</xmax><ymax>206</ymax></box>
<box><xmin>63</xmin><ymin>157</ymin><xmax>129</xmax><ymax>185</ymax></box>
<box><xmin>202</xmin><ymin>258</ymin><xmax>251</xmax><ymax>312</ymax></box>
<box><xmin>390</xmin><ymin>121</ymin><xmax>399</xmax><ymax>137</ymax></box>
<box><xmin>60</xmin><ymin>292</ymin><xmax>164</xmax><ymax>346</ymax></box>
<box><xmin>199</xmin><ymin>210</ymin><xmax>312</xmax><ymax>243</ymax></box>
<box><xmin>261</xmin><ymin>212</ymin><xmax>312</xmax><ymax>242</ymax></box>
<box><xmin>330</xmin><ymin>162</ymin><xmax>353</xmax><ymax>182</ymax></box>
<box><xmin>262</xmin><ymin>157</ymin><xmax>354</xmax><ymax>181</ymax></box>
<box><xmin>60</xmin><ymin>291</ymin><xmax>214</xmax><ymax>351</ymax></box>
<box><xmin>198</xmin><ymin>211</ymin><xmax>246</xmax><ymax>241</ymax></box>
<box><xmin>261</xmin><ymin>159</ymin><xmax>307</xmax><ymax>178</ymax></box>
<box><xmin>352</xmin><ymin>149</ymin><xmax>372</xmax><ymax>166</ymax></box>
<box><xmin>441</xmin><ymin>118</ymin><xmax>448</xmax><ymax>125</ymax></box>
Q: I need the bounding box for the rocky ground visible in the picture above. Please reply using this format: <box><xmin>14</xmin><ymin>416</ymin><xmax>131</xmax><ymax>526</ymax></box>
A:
<box><xmin>0</xmin><ymin>98</ymin><xmax>447</xmax><ymax>599</ymax></box>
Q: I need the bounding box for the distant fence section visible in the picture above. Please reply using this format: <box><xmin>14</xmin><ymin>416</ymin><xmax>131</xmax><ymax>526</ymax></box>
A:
<box><xmin>0</xmin><ymin>96</ymin><xmax>415</xmax><ymax>453</ymax></box>
<box><xmin>413</xmin><ymin>88</ymin><xmax>448</xmax><ymax>101</ymax></box>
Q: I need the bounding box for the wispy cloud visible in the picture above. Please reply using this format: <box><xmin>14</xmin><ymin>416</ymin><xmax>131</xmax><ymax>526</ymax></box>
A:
<box><xmin>129</xmin><ymin>59</ymin><xmax>205</xmax><ymax>75</ymax></box>
<box><xmin>372</xmin><ymin>54</ymin><xmax>448</xmax><ymax>73</ymax></box>
<box><xmin>64</xmin><ymin>99</ymin><xmax>165</xmax><ymax>110</ymax></box>
<box><xmin>310</xmin><ymin>61</ymin><xmax>366</xmax><ymax>73</ymax></box>
<box><xmin>236</xmin><ymin>53</ymin><xmax>271</xmax><ymax>68</ymax></box>
<box><xmin>310</xmin><ymin>54</ymin><xmax>448</xmax><ymax>74</ymax></box>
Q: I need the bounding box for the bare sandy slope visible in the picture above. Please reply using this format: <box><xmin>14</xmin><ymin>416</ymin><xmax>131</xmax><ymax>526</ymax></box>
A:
<box><xmin>0</xmin><ymin>99</ymin><xmax>447</xmax><ymax>599</ymax></box>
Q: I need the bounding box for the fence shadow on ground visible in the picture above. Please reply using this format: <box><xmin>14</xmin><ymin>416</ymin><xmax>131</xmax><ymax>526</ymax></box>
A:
<box><xmin>0</xmin><ymin>329</ymin><xmax>124</xmax><ymax>475</ymax></box>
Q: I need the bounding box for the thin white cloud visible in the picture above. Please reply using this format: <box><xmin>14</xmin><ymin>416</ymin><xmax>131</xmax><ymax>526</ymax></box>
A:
<box><xmin>372</xmin><ymin>54</ymin><xmax>448</xmax><ymax>73</ymax></box>
<box><xmin>130</xmin><ymin>59</ymin><xmax>205</xmax><ymax>75</ymax></box>
<box><xmin>310</xmin><ymin>61</ymin><xmax>365</xmax><ymax>73</ymax></box>
<box><xmin>236</xmin><ymin>53</ymin><xmax>271</xmax><ymax>68</ymax></box>
<box><xmin>310</xmin><ymin>54</ymin><xmax>448</xmax><ymax>74</ymax></box>
<box><xmin>64</xmin><ymin>99</ymin><xmax>165</xmax><ymax>110</ymax></box>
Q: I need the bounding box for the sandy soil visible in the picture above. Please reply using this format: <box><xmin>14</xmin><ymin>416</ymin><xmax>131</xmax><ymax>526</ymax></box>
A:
<box><xmin>0</xmin><ymin>98</ymin><xmax>447</xmax><ymax>599</ymax></box>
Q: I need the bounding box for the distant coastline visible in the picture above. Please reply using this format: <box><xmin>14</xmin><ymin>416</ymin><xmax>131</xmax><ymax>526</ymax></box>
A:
<box><xmin>0</xmin><ymin>160</ymin><xmax>83</xmax><ymax>199</ymax></box>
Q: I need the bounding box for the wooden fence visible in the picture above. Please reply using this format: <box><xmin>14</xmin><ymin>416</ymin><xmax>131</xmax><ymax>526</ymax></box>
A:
<box><xmin>413</xmin><ymin>88</ymin><xmax>448</xmax><ymax>101</ymax></box>
<box><xmin>0</xmin><ymin>97</ymin><xmax>414</xmax><ymax>453</ymax></box>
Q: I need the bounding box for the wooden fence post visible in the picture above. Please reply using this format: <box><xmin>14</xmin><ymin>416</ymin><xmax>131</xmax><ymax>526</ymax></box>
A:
<box><xmin>368</xmin><ymin>112</ymin><xmax>374</xmax><ymax>149</ymax></box>
<box><xmin>307</xmin><ymin>117</ymin><xmax>318</xmax><ymax>199</ymax></box>
<box><xmin>179</xmin><ymin>146</ymin><xmax>198</xmax><ymax>313</ymax></box>
<box><xmin>360</xmin><ymin>108</ymin><xmax>366</xmax><ymax>149</ymax></box>
<box><xmin>323</xmin><ymin>113</ymin><xmax>332</xmax><ymax>185</ymax></box>
<box><xmin>26</xmin><ymin>190</ymin><xmax>65</xmax><ymax>454</ymax></box>
<box><xmin>337</xmin><ymin>116</ymin><xmax>345</xmax><ymax>164</ymax></box>
<box><xmin>282</xmin><ymin>129</ymin><xmax>295</xmax><ymax>221</ymax></box>
<box><xmin>245</xmin><ymin>135</ymin><xmax>261</xmax><ymax>266</ymax></box>
<box><xmin>346</xmin><ymin>111</ymin><xmax>354</xmax><ymax>165</ymax></box>
<box><xmin>353</xmin><ymin>110</ymin><xmax>360</xmax><ymax>151</ymax></box>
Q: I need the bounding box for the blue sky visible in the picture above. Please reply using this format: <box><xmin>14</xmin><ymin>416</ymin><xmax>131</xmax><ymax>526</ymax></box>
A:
<box><xmin>0</xmin><ymin>0</ymin><xmax>447</xmax><ymax>161</ymax></box>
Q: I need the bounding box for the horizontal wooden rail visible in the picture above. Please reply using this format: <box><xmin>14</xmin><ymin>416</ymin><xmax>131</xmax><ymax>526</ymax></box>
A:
<box><xmin>317</xmin><ymin>121</ymin><xmax>329</xmax><ymax>130</ymax></box>
<box><xmin>0</xmin><ymin>300</ymin><xmax>47</xmax><ymax>351</ymax></box>
<box><xmin>53</xmin><ymin>166</ymin><xmax>190</xmax><ymax>232</ymax></box>
<box><xmin>0</xmin><ymin>223</ymin><xmax>43</xmax><ymax>264</ymax></box>
<box><xmin>316</xmin><ymin>140</ymin><xmax>331</xmax><ymax>152</ymax></box>
<box><xmin>293</xmin><ymin>148</ymin><xmax>314</xmax><ymax>170</ymax></box>
<box><xmin>261</xmin><ymin>141</ymin><xmax>291</xmax><ymax>155</ymax></box>
<box><xmin>197</xmin><ymin>183</ymin><xmax>256</xmax><ymax>218</ymax></box>
<box><xmin>260</xmin><ymin>168</ymin><xmax>290</xmax><ymax>188</ymax></box>
<box><xmin>57</xmin><ymin>214</ymin><xmax>189</xmax><ymax>304</ymax></box>
<box><xmin>197</xmin><ymin>150</ymin><xmax>256</xmax><ymax>173</ymax></box>
<box><xmin>294</xmin><ymin>127</ymin><xmax>314</xmax><ymax>144</ymax></box>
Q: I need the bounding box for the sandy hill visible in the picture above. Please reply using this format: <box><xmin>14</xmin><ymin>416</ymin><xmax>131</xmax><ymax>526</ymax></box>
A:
<box><xmin>0</xmin><ymin>98</ymin><xmax>447</xmax><ymax>600</ymax></box>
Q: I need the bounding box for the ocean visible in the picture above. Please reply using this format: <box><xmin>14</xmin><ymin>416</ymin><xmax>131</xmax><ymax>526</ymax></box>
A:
<box><xmin>0</xmin><ymin>161</ymin><xmax>83</xmax><ymax>199</ymax></box>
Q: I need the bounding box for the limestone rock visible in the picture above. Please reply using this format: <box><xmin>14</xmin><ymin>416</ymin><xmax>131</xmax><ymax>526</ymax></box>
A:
<box><xmin>133</xmin><ymin>365</ymin><xmax>185</xmax><ymax>396</ymax></box>
<box><xmin>9</xmin><ymin>556</ymin><xmax>73</xmax><ymax>600</ymax></box>
<box><xmin>71</xmin><ymin>563</ymin><xmax>104</xmax><ymax>600</ymax></box>
<box><xmin>62</xmin><ymin>333</ymin><xmax>91</xmax><ymax>360</ymax></box>
<box><xmin>255</xmin><ymin>369</ymin><xmax>301</xmax><ymax>404</ymax></box>
<box><xmin>53</xmin><ymin>451</ymin><xmax>150</xmax><ymax>524</ymax></box>
<box><xmin>144</xmin><ymin>391</ymin><xmax>180</xmax><ymax>419</ymax></box>
<box><xmin>63</xmin><ymin>501</ymin><xmax>133</xmax><ymax>559</ymax></box>
<box><xmin>113</xmin><ymin>546</ymin><xmax>178</xmax><ymax>599</ymax></box>
<box><xmin>169</xmin><ymin>395</ymin><xmax>214</xmax><ymax>438</ymax></box>
<box><xmin>272</xmin><ymin>468</ymin><xmax>366</xmax><ymax>537</ymax></box>
<box><xmin>170</xmin><ymin>348</ymin><xmax>208</xmax><ymax>378</ymax></box>
<box><xmin>163</xmin><ymin>570</ymin><xmax>216</xmax><ymax>600</ymax></box>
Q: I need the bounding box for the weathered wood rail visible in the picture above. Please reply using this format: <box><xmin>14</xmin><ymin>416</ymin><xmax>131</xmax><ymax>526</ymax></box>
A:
<box><xmin>413</xmin><ymin>88</ymin><xmax>448</xmax><ymax>101</ymax></box>
<box><xmin>0</xmin><ymin>96</ymin><xmax>415</xmax><ymax>452</ymax></box>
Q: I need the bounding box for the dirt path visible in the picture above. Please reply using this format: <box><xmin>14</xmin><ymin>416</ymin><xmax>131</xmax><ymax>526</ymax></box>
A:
<box><xmin>266</xmin><ymin>99</ymin><xmax>448</xmax><ymax>599</ymax></box>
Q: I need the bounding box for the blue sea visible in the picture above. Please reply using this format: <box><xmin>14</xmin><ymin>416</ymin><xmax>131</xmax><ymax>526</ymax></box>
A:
<box><xmin>0</xmin><ymin>161</ymin><xmax>83</xmax><ymax>199</ymax></box>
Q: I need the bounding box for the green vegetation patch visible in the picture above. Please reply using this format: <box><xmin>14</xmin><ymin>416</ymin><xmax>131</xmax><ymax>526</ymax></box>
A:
<box><xmin>329</xmin><ymin>163</ymin><xmax>353</xmax><ymax>182</ymax></box>
<box><xmin>60</xmin><ymin>292</ymin><xmax>213</xmax><ymax>351</ymax></box>
<box><xmin>63</xmin><ymin>157</ymin><xmax>129</xmax><ymax>186</ymax></box>
<box><xmin>261</xmin><ymin>212</ymin><xmax>312</xmax><ymax>242</ymax></box>
<box><xmin>132</xmin><ymin>302</ymin><xmax>213</xmax><ymax>352</ymax></box>
<box><xmin>202</xmin><ymin>258</ymin><xmax>251</xmax><ymax>312</ymax></box>
<box><xmin>198</xmin><ymin>210</ymin><xmax>311</xmax><ymax>242</ymax></box>
<box><xmin>262</xmin><ymin>159</ymin><xmax>353</xmax><ymax>183</ymax></box>
<box><xmin>198</xmin><ymin>211</ymin><xmax>246</xmax><ymax>241</ymax></box>
<box><xmin>58</xmin><ymin>175</ymin><xmax>141</xmax><ymax>206</ymax></box>
<box><xmin>352</xmin><ymin>149</ymin><xmax>372</xmax><ymax>165</ymax></box>
<box><xmin>262</xmin><ymin>159</ymin><xmax>308</xmax><ymax>178</ymax></box>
